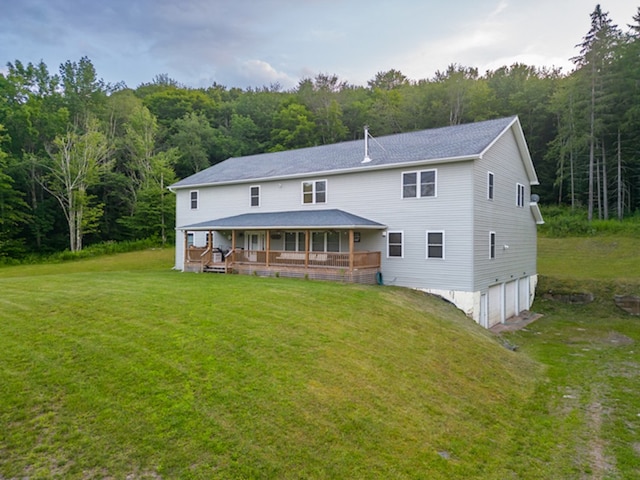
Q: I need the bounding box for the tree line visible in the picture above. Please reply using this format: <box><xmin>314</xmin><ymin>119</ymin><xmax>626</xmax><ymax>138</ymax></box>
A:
<box><xmin>0</xmin><ymin>4</ymin><xmax>639</xmax><ymax>258</ymax></box>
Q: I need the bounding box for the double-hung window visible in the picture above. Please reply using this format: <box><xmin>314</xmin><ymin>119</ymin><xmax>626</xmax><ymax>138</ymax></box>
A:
<box><xmin>516</xmin><ymin>183</ymin><xmax>525</xmax><ymax>207</ymax></box>
<box><xmin>488</xmin><ymin>172</ymin><xmax>495</xmax><ymax>200</ymax></box>
<box><xmin>489</xmin><ymin>231</ymin><xmax>496</xmax><ymax>259</ymax></box>
<box><xmin>387</xmin><ymin>231</ymin><xmax>403</xmax><ymax>258</ymax></box>
<box><xmin>302</xmin><ymin>180</ymin><xmax>327</xmax><ymax>204</ymax></box>
<box><xmin>402</xmin><ymin>170</ymin><xmax>436</xmax><ymax>198</ymax></box>
<box><xmin>426</xmin><ymin>231</ymin><xmax>444</xmax><ymax>259</ymax></box>
<box><xmin>250</xmin><ymin>185</ymin><xmax>260</xmax><ymax>207</ymax></box>
<box><xmin>190</xmin><ymin>190</ymin><xmax>199</xmax><ymax>210</ymax></box>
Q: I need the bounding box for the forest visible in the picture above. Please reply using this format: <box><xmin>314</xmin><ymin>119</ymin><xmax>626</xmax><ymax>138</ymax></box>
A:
<box><xmin>0</xmin><ymin>5</ymin><xmax>639</xmax><ymax>258</ymax></box>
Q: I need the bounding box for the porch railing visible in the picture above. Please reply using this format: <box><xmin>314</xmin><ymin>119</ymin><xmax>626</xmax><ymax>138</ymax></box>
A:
<box><xmin>186</xmin><ymin>247</ymin><xmax>381</xmax><ymax>272</ymax></box>
<box><xmin>230</xmin><ymin>250</ymin><xmax>381</xmax><ymax>270</ymax></box>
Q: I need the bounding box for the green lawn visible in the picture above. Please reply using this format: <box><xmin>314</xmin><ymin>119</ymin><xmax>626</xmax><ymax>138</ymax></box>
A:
<box><xmin>0</xmin><ymin>239</ymin><xmax>639</xmax><ymax>478</ymax></box>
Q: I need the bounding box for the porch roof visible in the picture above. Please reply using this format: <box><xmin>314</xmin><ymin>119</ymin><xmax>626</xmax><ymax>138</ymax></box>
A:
<box><xmin>178</xmin><ymin>209</ymin><xmax>386</xmax><ymax>231</ymax></box>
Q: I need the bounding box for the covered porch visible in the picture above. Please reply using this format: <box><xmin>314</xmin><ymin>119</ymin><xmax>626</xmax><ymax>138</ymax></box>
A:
<box><xmin>179</xmin><ymin>209</ymin><xmax>385</xmax><ymax>284</ymax></box>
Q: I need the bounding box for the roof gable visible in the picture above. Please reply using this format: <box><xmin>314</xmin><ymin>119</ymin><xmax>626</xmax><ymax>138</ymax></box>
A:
<box><xmin>171</xmin><ymin>116</ymin><xmax>537</xmax><ymax>189</ymax></box>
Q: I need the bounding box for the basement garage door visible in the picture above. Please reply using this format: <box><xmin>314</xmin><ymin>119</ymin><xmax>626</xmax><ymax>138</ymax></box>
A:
<box><xmin>505</xmin><ymin>280</ymin><xmax>517</xmax><ymax>319</ymax></box>
<box><xmin>518</xmin><ymin>277</ymin><xmax>530</xmax><ymax>312</ymax></box>
<box><xmin>488</xmin><ymin>284</ymin><xmax>503</xmax><ymax>327</ymax></box>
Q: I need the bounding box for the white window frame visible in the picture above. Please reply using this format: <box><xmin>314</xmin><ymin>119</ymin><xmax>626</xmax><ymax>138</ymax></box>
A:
<box><xmin>302</xmin><ymin>179</ymin><xmax>327</xmax><ymax>204</ymax></box>
<box><xmin>402</xmin><ymin>169</ymin><xmax>437</xmax><ymax>199</ymax></box>
<box><xmin>387</xmin><ymin>231</ymin><xmax>404</xmax><ymax>258</ymax></box>
<box><xmin>426</xmin><ymin>231</ymin><xmax>445</xmax><ymax>259</ymax></box>
<box><xmin>516</xmin><ymin>183</ymin><xmax>525</xmax><ymax>207</ymax></box>
<box><xmin>250</xmin><ymin>185</ymin><xmax>260</xmax><ymax>207</ymax></box>
<box><xmin>189</xmin><ymin>190</ymin><xmax>199</xmax><ymax>210</ymax></box>
<box><xmin>489</xmin><ymin>231</ymin><xmax>496</xmax><ymax>259</ymax></box>
<box><xmin>487</xmin><ymin>172</ymin><xmax>494</xmax><ymax>200</ymax></box>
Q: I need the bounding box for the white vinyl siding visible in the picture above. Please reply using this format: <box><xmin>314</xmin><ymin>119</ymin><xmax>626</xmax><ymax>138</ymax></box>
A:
<box><xmin>473</xmin><ymin>129</ymin><xmax>537</xmax><ymax>293</ymax></box>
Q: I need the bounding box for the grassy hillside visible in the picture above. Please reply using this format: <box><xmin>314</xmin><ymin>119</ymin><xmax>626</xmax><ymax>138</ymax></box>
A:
<box><xmin>1</xmin><ymin>238</ymin><xmax>639</xmax><ymax>478</ymax></box>
<box><xmin>0</xmin><ymin>251</ymin><xmax>541</xmax><ymax>479</ymax></box>
<box><xmin>538</xmin><ymin>236</ymin><xmax>640</xmax><ymax>282</ymax></box>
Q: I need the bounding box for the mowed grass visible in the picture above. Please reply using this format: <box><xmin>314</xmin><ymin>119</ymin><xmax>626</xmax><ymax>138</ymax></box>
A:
<box><xmin>506</xmin><ymin>236</ymin><xmax>640</xmax><ymax>479</ymax></box>
<box><xmin>538</xmin><ymin>236</ymin><xmax>640</xmax><ymax>282</ymax></box>
<box><xmin>1</xmin><ymin>252</ymin><xmax>541</xmax><ymax>479</ymax></box>
<box><xmin>2</xmin><ymin>237</ymin><xmax>640</xmax><ymax>479</ymax></box>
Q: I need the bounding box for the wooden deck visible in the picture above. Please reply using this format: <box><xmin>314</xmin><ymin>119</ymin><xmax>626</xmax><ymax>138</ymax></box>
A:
<box><xmin>184</xmin><ymin>247</ymin><xmax>381</xmax><ymax>284</ymax></box>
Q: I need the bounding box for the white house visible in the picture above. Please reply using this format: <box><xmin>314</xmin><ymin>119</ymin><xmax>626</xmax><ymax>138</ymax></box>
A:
<box><xmin>169</xmin><ymin>116</ymin><xmax>544</xmax><ymax>328</ymax></box>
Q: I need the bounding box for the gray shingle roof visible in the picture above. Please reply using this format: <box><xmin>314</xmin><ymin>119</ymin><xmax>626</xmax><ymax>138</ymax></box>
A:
<box><xmin>171</xmin><ymin>116</ymin><xmax>519</xmax><ymax>188</ymax></box>
<box><xmin>178</xmin><ymin>209</ymin><xmax>386</xmax><ymax>230</ymax></box>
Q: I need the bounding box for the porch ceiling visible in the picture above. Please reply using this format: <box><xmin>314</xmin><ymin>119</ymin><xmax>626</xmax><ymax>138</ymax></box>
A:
<box><xmin>178</xmin><ymin>209</ymin><xmax>386</xmax><ymax>231</ymax></box>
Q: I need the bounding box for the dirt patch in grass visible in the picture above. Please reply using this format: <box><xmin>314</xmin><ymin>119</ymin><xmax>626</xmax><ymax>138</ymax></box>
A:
<box><xmin>587</xmin><ymin>401</ymin><xmax>617</xmax><ymax>480</ymax></box>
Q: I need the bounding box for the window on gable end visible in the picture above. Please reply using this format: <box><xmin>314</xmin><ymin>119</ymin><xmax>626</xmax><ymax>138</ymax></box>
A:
<box><xmin>488</xmin><ymin>172</ymin><xmax>494</xmax><ymax>200</ymax></box>
<box><xmin>250</xmin><ymin>185</ymin><xmax>260</xmax><ymax>207</ymax></box>
<box><xmin>489</xmin><ymin>231</ymin><xmax>496</xmax><ymax>259</ymax></box>
<box><xmin>516</xmin><ymin>183</ymin><xmax>525</xmax><ymax>207</ymax></box>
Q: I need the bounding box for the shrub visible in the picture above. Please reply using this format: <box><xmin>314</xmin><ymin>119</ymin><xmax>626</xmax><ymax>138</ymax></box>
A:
<box><xmin>539</xmin><ymin>206</ymin><xmax>640</xmax><ymax>238</ymax></box>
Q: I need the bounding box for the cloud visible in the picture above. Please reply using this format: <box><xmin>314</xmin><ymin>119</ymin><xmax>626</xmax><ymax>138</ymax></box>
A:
<box><xmin>236</xmin><ymin>59</ymin><xmax>297</xmax><ymax>89</ymax></box>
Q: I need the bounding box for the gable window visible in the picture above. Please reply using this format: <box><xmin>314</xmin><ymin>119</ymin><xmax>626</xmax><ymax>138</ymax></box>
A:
<box><xmin>250</xmin><ymin>185</ymin><xmax>260</xmax><ymax>207</ymax></box>
<box><xmin>489</xmin><ymin>231</ymin><xmax>496</xmax><ymax>259</ymax></box>
<box><xmin>302</xmin><ymin>180</ymin><xmax>327</xmax><ymax>204</ymax></box>
<box><xmin>285</xmin><ymin>231</ymin><xmax>306</xmax><ymax>251</ymax></box>
<box><xmin>426</xmin><ymin>231</ymin><xmax>444</xmax><ymax>259</ymax></box>
<box><xmin>487</xmin><ymin>172</ymin><xmax>494</xmax><ymax>200</ymax></box>
<box><xmin>387</xmin><ymin>231</ymin><xmax>403</xmax><ymax>258</ymax></box>
<box><xmin>402</xmin><ymin>170</ymin><xmax>436</xmax><ymax>198</ymax></box>
<box><xmin>190</xmin><ymin>190</ymin><xmax>199</xmax><ymax>210</ymax></box>
<box><xmin>516</xmin><ymin>183</ymin><xmax>525</xmax><ymax>207</ymax></box>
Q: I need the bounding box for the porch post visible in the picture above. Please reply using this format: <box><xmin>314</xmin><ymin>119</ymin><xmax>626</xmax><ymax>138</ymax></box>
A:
<box><xmin>207</xmin><ymin>230</ymin><xmax>212</xmax><ymax>250</ymax></box>
<box><xmin>349</xmin><ymin>229</ymin><xmax>355</xmax><ymax>272</ymax></box>
<box><xmin>184</xmin><ymin>230</ymin><xmax>189</xmax><ymax>262</ymax></box>
<box><xmin>304</xmin><ymin>229</ymin><xmax>310</xmax><ymax>268</ymax></box>
<box><xmin>232</xmin><ymin>230</ymin><xmax>237</xmax><ymax>263</ymax></box>
<box><xmin>266</xmin><ymin>230</ymin><xmax>271</xmax><ymax>267</ymax></box>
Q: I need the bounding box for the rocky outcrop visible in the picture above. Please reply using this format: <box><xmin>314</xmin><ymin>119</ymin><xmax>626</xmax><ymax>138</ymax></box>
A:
<box><xmin>542</xmin><ymin>291</ymin><xmax>594</xmax><ymax>304</ymax></box>
<box><xmin>614</xmin><ymin>295</ymin><xmax>640</xmax><ymax>315</ymax></box>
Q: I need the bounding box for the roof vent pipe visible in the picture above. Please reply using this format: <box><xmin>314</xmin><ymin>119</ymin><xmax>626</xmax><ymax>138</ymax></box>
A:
<box><xmin>362</xmin><ymin>125</ymin><xmax>372</xmax><ymax>163</ymax></box>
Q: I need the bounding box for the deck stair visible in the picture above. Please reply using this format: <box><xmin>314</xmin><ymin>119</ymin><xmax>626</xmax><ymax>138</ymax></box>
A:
<box><xmin>203</xmin><ymin>262</ymin><xmax>228</xmax><ymax>273</ymax></box>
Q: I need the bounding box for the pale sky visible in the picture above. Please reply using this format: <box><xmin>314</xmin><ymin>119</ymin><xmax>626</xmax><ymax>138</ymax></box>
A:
<box><xmin>0</xmin><ymin>0</ymin><xmax>637</xmax><ymax>90</ymax></box>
